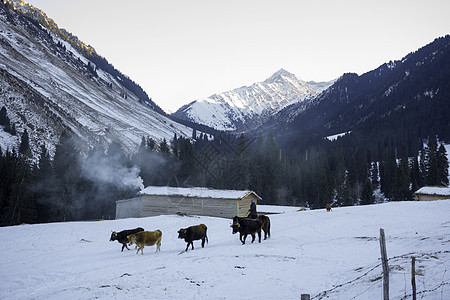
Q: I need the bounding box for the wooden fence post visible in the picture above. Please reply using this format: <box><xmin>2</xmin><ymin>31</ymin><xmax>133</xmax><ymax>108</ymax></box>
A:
<box><xmin>379</xmin><ymin>228</ymin><xmax>389</xmax><ymax>300</ymax></box>
<box><xmin>300</xmin><ymin>294</ymin><xmax>310</xmax><ymax>300</ymax></box>
<box><xmin>412</xmin><ymin>256</ymin><xmax>416</xmax><ymax>300</ymax></box>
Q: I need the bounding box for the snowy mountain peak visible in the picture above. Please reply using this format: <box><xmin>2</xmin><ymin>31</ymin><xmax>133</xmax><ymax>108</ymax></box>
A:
<box><xmin>172</xmin><ymin>69</ymin><xmax>334</xmax><ymax>131</ymax></box>
<box><xmin>265</xmin><ymin>68</ymin><xmax>296</xmax><ymax>82</ymax></box>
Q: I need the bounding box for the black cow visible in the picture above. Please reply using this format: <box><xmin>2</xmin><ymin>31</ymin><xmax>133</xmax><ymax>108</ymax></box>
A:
<box><xmin>178</xmin><ymin>224</ymin><xmax>208</xmax><ymax>252</ymax></box>
<box><xmin>231</xmin><ymin>216</ymin><xmax>262</xmax><ymax>245</ymax></box>
<box><xmin>110</xmin><ymin>227</ymin><xmax>144</xmax><ymax>251</ymax></box>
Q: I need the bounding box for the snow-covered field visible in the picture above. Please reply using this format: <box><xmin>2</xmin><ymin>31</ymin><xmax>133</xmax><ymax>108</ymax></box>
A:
<box><xmin>1</xmin><ymin>201</ymin><xmax>449</xmax><ymax>299</ymax></box>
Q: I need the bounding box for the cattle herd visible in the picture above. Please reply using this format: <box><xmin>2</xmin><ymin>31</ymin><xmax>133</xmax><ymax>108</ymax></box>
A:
<box><xmin>109</xmin><ymin>215</ymin><xmax>271</xmax><ymax>254</ymax></box>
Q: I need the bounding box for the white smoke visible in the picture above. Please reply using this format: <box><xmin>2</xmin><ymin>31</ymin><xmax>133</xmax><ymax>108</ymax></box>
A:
<box><xmin>81</xmin><ymin>150</ymin><xmax>144</xmax><ymax>190</ymax></box>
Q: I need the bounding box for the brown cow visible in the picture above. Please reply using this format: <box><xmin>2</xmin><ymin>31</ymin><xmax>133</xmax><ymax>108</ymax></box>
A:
<box><xmin>178</xmin><ymin>224</ymin><xmax>208</xmax><ymax>252</ymax></box>
<box><xmin>127</xmin><ymin>230</ymin><xmax>162</xmax><ymax>254</ymax></box>
<box><xmin>258</xmin><ymin>215</ymin><xmax>271</xmax><ymax>240</ymax></box>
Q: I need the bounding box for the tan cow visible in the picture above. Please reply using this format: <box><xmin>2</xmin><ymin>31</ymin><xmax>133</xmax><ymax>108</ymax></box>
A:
<box><xmin>127</xmin><ymin>230</ymin><xmax>162</xmax><ymax>254</ymax></box>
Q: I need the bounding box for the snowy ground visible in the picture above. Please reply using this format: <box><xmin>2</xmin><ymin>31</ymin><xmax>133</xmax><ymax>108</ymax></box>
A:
<box><xmin>1</xmin><ymin>201</ymin><xmax>449</xmax><ymax>300</ymax></box>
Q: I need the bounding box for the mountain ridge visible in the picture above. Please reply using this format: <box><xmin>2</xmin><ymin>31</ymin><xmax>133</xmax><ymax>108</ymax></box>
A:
<box><xmin>172</xmin><ymin>68</ymin><xmax>334</xmax><ymax>131</ymax></box>
<box><xmin>0</xmin><ymin>3</ymin><xmax>191</xmax><ymax>159</ymax></box>
<box><xmin>4</xmin><ymin>0</ymin><xmax>165</xmax><ymax>115</ymax></box>
<box><xmin>267</xmin><ymin>35</ymin><xmax>450</xmax><ymax>148</ymax></box>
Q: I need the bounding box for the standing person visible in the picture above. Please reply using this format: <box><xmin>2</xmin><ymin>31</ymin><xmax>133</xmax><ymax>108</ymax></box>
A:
<box><xmin>248</xmin><ymin>199</ymin><xmax>257</xmax><ymax>219</ymax></box>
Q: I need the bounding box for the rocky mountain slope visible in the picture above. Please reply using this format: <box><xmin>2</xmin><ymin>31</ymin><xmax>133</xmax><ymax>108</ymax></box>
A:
<box><xmin>267</xmin><ymin>35</ymin><xmax>450</xmax><ymax>147</ymax></box>
<box><xmin>172</xmin><ymin>68</ymin><xmax>334</xmax><ymax>131</ymax></box>
<box><xmin>0</xmin><ymin>2</ymin><xmax>191</xmax><ymax>159</ymax></box>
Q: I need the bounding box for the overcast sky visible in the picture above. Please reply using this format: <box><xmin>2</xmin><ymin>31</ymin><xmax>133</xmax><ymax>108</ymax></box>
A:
<box><xmin>26</xmin><ymin>0</ymin><xmax>450</xmax><ymax>113</ymax></box>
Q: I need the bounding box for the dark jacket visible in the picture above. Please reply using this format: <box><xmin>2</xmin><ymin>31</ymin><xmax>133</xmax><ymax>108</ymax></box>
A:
<box><xmin>248</xmin><ymin>202</ymin><xmax>257</xmax><ymax>219</ymax></box>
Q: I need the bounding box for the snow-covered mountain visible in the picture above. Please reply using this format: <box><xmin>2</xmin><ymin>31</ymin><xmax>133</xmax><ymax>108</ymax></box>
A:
<box><xmin>265</xmin><ymin>35</ymin><xmax>450</xmax><ymax>146</ymax></box>
<box><xmin>172</xmin><ymin>68</ymin><xmax>334</xmax><ymax>131</ymax></box>
<box><xmin>0</xmin><ymin>2</ymin><xmax>191</xmax><ymax>159</ymax></box>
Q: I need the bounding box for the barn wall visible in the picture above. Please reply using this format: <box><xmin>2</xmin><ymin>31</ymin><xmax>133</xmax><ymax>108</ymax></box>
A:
<box><xmin>141</xmin><ymin>195</ymin><xmax>238</xmax><ymax>218</ymax></box>
<box><xmin>115</xmin><ymin>197</ymin><xmax>142</xmax><ymax>219</ymax></box>
<box><xmin>415</xmin><ymin>194</ymin><xmax>450</xmax><ymax>201</ymax></box>
<box><xmin>140</xmin><ymin>195</ymin><xmax>169</xmax><ymax>217</ymax></box>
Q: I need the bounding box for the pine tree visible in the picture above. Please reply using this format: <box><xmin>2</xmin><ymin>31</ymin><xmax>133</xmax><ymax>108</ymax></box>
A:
<box><xmin>8</xmin><ymin>155</ymin><xmax>36</xmax><ymax>225</ymax></box>
<box><xmin>177</xmin><ymin>137</ymin><xmax>197</xmax><ymax>186</ymax></box>
<box><xmin>171</xmin><ymin>134</ymin><xmax>179</xmax><ymax>159</ymax></box>
<box><xmin>380</xmin><ymin>148</ymin><xmax>396</xmax><ymax>199</ymax></box>
<box><xmin>410</xmin><ymin>156</ymin><xmax>422</xmax><ymax>193</ymax></box>
<box><xmin>0</xmin><ymin>149</ymin><xmax>36</xmax><ymax>225</ymax></box>
<box><xmin>393</xmin><ymin>144</ymin><xmax>412</xmax><ymax>201</ymax></box>
<box><xmin>424</xmin><ymin>136</ymin><xmax>439</xmax><ymax>185</ymax></box>
<box><xmin>159</xmin><ymin>138</ymin><xmax>171</xmax><ymax>155</ymax></box>
<box><xmin>437</xmin><ymin>144</ymin><xmax>449</xmax><ymax>186</ymax></box>
<box><xmin>33</xmin><ymin>144</ymin><xmax>56</xmax><ymax>222</ymax></box>
<box><xmin>224</xmin><ymin>134</ymin><xmax>250</xmax><ymax>190</ymax></box>
<box><xmin>370</xmin><ymin>162</ymin><xmax>379</xmax><ymax>189</ymax></box>
<box><xmin>360</xmin><ymin>177</ymin><xmax>375</xmax><ymax>205</ymax></box>
<box><xmin>146</xmin><ymin>138</ymin><xmax>156</xmax><ymax>151</ymax></box>
<box><xmin>19</xmin><ymin>129</ymin><xmax>31</xmax><ymax>156</ymax></box>
<box><xmin>0</xmin><ymin>107</ymin><xmax>13</xmax><ymax>134</ymax></box>
<box><xmin>10</xmin><ymin>123</ymin><xmax>16</xmax><ymax>135</ymax></box>
<box><xmin>52</xmin><ymin>132</ymin><xmax>81</xmax><ymax>221</ymax></box>
<box><xmin>0</xmin><ymin>106</ymin><xmax>7</xmax><ymax>125</ymax></box>
<box><xmin>419</xmin><ymin>148</ymin><xmax>426</xmax><ymax>184</ymax></box>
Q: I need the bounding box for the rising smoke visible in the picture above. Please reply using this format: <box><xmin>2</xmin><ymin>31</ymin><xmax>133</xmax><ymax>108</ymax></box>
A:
<box><xmin>81</xmin><ymin>149</ymin><xmax>144</xmax><ymax>191</ymax></box>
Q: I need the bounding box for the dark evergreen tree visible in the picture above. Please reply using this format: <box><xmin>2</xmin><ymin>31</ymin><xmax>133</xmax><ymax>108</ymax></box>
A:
<box><xmin>410</xmin><ymin>156</ymin><xmax>422</xmax><ymax>193</ymax></box>
<box><xmin>230</xmin><ymin>133</ymin><xmax>251</xmax><ymax>189</ymax></box>
<box><xmin>171</xmin><ymin>133</ymin><xmax>179</xmax><ymax>159</ymax></box>
<box><xmin>419</xmin><ymin>149</ymin><xmax>427</xmax><ymax>184</ymax></box>
<box><xmin>437</xmin><ymin>143</ymin><xmax>449</xmax><ymax>186</ymax></box>
<box><xmin>0</xmin><ymin>106</ymin><xmax>7</xmax><ymax>125</ymax></box>
<box><xmin>52</xmin><ymin>131</ymin><xmax>81</xmax><ymax>221</ymax></box>
<box><xmin>340</xmin><ymin>176</ymin><xmax>354</xmax><ymax>207</ymax></box>
<box><xmin>0</xmin><ymin>149</ymin><xmax>36</xmax><ymax>225</ymax></box>
<box><xmin>32</xmin><ymin>144</ymin><xmax>56</xmax><ymax>222</ymax></box>
<box><xmin>146</xmin><ymin>138</ymin><xmax>156</xmax><ymax>151</ymax></box>
<box><xmin>393</xmin><ymin>144</ymin><xmax>412</xmax><ymax>201</ymax></box>
<box><xmin>331</xmin><ymin>154</ymin><xmax>346</xmax><ymax>206</ymax></box>
<box><xmin>424</xmin><ymin>136</ymin><xmax>439</xmax><ymax>185</ymax></box>
<box><xmin>0</xmin><ymin>106</ymin><xmax>13</xmax><ymax>135</ymax></box>
<box><xmin>19</xmin><ymin>129</ymin><xmax>31</xmax><ymax>156</ymax></box>
<box><xmin>360</xmin><ymin>177</ymin><xmax>375</xmax><ymax>205</ymax></box>
<box><xmin>380</xmin><ymin>148</ymin><xmax>397</xmax><ymax>199</ymax></box>
<box><xmin>10</xmin><ymin>123</ymin><xmax>16</xmax><ymax>136</ymax></box>
<box><xmin>176</xmin><ymin>137</ymin><xmax>197</xmax><ymax>186</ymax></box>
<box><xmin>370</xmin><ymin>162</ymin><xmax>379</xmax><ymax>189</ymax></box>
<box><xmin>159</xmin><ymin>138</ymin><xmax>171</xmax><ymax>155</ymax></box>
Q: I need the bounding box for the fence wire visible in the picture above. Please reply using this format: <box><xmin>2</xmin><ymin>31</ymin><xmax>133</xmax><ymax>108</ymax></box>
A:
<box><xmin>312</xmin><ymin>250</ymin><xmax>450</xmax><ymax>300</ymax></box>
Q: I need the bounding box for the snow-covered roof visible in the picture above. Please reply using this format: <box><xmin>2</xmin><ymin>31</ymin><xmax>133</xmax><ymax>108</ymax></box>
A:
<box><xmin>415</xmin><ymin>186</ymin><xmax>450</xmax><ymax>196</ymax></box>
<box><xmin>138</xmin><ymin>186</ymin><xmax>261</xmax><ymax>200</ymax></box>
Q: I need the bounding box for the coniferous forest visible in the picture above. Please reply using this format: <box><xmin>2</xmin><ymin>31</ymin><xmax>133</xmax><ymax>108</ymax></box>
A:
<box><xmin>1</xmin><ymin>104</ymin><xmax>449</xmax><ymax>226</ymax></box>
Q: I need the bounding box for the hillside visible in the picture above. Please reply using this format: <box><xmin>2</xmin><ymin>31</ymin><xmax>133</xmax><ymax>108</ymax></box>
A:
<box><xmin>0</xmin><ymin>2</ymin><xmax>191</xmax><ymax>158</ymax></box>
<box><xmin>270</xmin><ymin>36</ymin><xmax>450</xmax><ymax>148</ymax></box>
<box><xmin>173</xmin><ymin>69</ymin><xmax>334</xmax><ymax>131</ymax></box>
<box><xmin>1</xmin><ymin>200</ymin><xmax>449</xmax><ymax>299</ymax></box>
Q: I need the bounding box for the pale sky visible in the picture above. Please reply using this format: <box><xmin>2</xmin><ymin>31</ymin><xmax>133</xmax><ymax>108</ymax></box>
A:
<box><xmin>25</xmin><ymin>0</ymin><xmax>450</xmax><ymax>113</ymax></box>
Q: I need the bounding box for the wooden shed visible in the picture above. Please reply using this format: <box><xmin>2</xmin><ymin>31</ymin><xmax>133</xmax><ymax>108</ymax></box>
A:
<box><xmin>414</xmin><ymin>186</ymin><xmax>450</xmax><ymax>201</ymax></box>
<box><xmin>115</xmin><ymin>186</ymin><xmax>261</xmax><ymax>219</ymax></box>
